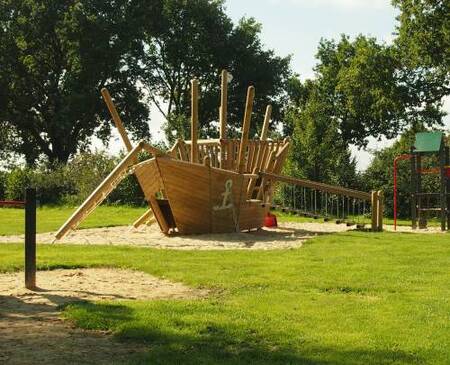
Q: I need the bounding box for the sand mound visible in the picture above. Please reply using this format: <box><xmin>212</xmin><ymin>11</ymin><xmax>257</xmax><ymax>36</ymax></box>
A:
<box><xmin>0</xmin><ymin>268</ymin><xmax>206</xmax><ymax>303</ymax></box>
<box><xmin>0</xmin><ymin>268</ymin><xmax>206</xmax><ymax>365</ymax></box>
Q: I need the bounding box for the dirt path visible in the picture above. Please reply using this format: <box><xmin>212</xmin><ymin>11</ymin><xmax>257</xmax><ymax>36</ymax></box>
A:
<box><xmin>0</xmin><ymin>268</ymin><xmax>207</xmax><ymax>365</ymax></box>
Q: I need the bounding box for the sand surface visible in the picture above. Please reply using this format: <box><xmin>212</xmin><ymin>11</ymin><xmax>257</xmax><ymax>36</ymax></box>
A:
<box><xmin>0</xmin><ymin>222</ymin><xmax>444</xmax><ymax>251</ymax></box>
<box><xmin>0</xmin><ymin>268</ymin><xmax>206</xmax><ymax>365</ymax></box>
<box><xmin>0</xmin><ymin>222</ymin><xmax>357</xmax><ymax>249</ymax></box>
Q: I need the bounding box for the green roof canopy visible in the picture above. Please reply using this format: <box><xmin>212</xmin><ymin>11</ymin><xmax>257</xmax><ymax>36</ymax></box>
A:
<box><xmin>413</xmin><ymin>132</ymin><xmax>444</xmax><ymax>153</ymax></box>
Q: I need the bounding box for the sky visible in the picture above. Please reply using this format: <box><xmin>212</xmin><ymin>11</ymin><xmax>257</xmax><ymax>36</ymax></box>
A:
<box><xmin>100</xmin><ymin>0</ymin><xmax>449</xmax><ymax>171</ymax></box>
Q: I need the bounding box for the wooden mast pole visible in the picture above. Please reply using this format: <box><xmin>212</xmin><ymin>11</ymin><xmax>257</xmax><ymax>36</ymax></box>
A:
<box><xmin>101</xmin><ymin>88</ymin><xmax>133</xmax><ymax>152</ymax></box>
<box><xmin>237</xmin><ymin>86</ymin><xmax>255</xmax><ymax>173</ymax></box>
<box><xmin>260</xmin><ymin>105</ymin><xmax>272</xmax><ymax>141</ymax></box>
<box><xmin>219</xmin><ymin>70</ymin><xmax>228</xmax><ymax>140</ymax></box>
<box><xmin>191</xmin><ymin>79</ymin><xmax>199</xmax><ymax>163</ymax></box>
<box><xmin>101</xmin><ymin>88</ymin><xmax>157</xmax><ymax>229</ymax></box>
<box><xmin>220</xmin><ymin>70</ymin><xmax>228</xmax><ymax>169</ymax></box>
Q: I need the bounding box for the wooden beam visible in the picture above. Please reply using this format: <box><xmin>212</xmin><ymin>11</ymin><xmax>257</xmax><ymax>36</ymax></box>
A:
<box><xmin>54</xmin><ymin>141</ymin><xmax>145</xmax><ymax>240</ymax></box>
<box><xmin>219</xmin><ymin>70</ymin><xmax>228</xmax><ymax>140</ymax></box>
<box><xmin>191</xmin><ymin>79</ymin><xmax>199</xmax><ymax>163</ymax></box>
<box><xmin>101</xmin><ymin>88</ymin><xmax>133</xmax><ymax>152</ymax></box>
<box><xmin>371</xmin><ymin>191</ymin><xmax>378</xmax><ymax>232</ymax></box>
<box><xmin>260</xmin><ymin>172</ymin><xmax>372</xmax><ymax>201</ymax></box>
<box><xmin>133</xmin><ymin>209</ymin><xmax>155</xmax><ymax>228</ymax></box>
<box><xmin>237</xmin><ymin>86</ymin><xmax>255</xmax><ymax>173</ymax></box>
<box><xmin>377</xmin><ymin>190</ymin><xmax>384</xmax><ymax>232</ymax></box>
<box><xmin>185</xmin><ymin>139</ymin><xmax>221</xmax><ymax>145</ymax></box>
<box><xmin>149</xmin><ymin>196</ymin><xmax>170</xmax><ymax>234</ymax></box>
<box><xmin>141</xmin><ymin>142</ymin><xmax>165</xmax><ymax>157</ymax></box>
<box><xmin>260</xmin><ymin>105</ymin><xmax>272</xmax><ymax>141</ymax></box>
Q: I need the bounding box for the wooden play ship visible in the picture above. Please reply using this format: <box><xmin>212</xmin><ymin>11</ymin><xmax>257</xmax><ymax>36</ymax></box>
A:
<box><xmin>55</xmin><ymin>70</ymin><xmax>384</xmax><ymax>239</ymax></box>
<box><xmin>55</xmin><ymin>71</ymin><xmax>291</xmax><ymax>238</ymax></box>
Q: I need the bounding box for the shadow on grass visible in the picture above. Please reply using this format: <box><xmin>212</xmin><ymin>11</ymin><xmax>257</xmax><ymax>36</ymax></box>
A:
<box><xmin>0</xmin><ymin>295</ymin><xmax>145</xmax><ymax>365</ymax></box>
<box><xmin>67</xmin><ymin>301</ymin><xmax>423</xmax><ymax>365</ymax></box>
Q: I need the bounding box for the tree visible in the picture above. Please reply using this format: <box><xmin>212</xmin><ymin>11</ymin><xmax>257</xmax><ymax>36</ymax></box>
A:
<box><xmin>140</xmin><ymin>0</ymin><xmax>292</xmax><ymax>143</ymax></box>
<box><xmin>285</xmin><ymin>91</ymin><xmax>358</xmax><ymax>188</ymax></box>
<box><xmin>297</xmin><ymin>34</ymin><xmax>446</xmax><ymax>149</ymax></box>
<box><xmin>0</xmin><ymin>0</ymin><xmax>153</xmax><ymax>164</ymax></box>
<box><xmin>393</xmin><ymin>0</ymin><xmax>449</xmax><ymax>90</ymax></box>
<box><xmin>392</xmin><ymin>0</ymin><xmax>449</xmax><ymax>120</ymax></box>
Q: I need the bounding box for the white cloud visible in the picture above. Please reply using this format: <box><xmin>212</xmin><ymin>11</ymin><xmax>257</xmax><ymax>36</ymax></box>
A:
<box><xmin>270</xmin><ymin>0</ymin><xmax>389</xmax><ymax>10</ymax></box>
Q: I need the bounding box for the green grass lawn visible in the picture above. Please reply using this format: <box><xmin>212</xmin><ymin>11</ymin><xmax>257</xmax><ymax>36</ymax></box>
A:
<box><xmin>0</xmin><ymin>205</ymin><xmax>147</xmax><ymax>235</ymax></box>
<box><xmin>1</xmin><ymin>232</ymin><xmax>449</xmax><ymax>364</ymax></box>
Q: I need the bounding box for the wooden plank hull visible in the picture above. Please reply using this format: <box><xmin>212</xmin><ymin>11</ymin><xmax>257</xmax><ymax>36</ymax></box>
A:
<box><xmin>137</xmin><ymin>157</ymin><xmax>268</xmax><ymax>234</ymax></box>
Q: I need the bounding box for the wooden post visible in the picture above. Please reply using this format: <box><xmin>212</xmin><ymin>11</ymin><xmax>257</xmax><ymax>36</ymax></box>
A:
<box><xmin>219</xmin><ymin>70</ymin><xmax>228</xmax><ymax>140</ymax></box>
<box><xmin>101</xmin><ymin>88</ymin><xmax>133</xmax><ymax>152</ymax></box>
<box><xmin>25</xmin><ymin>188</ymin><xmax>36</xmax><ymax>290</ymax></box>
<box><xmin>371</xmin><ymin>190</ymin><xmax>378</xmax><ymax>232</ymax></box>
<box><xmin>203</xmin><ymin>155</ymin><xmax>211</xmax><ymax>167</ymax></box>
<box><xmin>261</xmin><ymin>105</ymin><xmax>272</xmax><ymax>141</ymax></box>
<box><xmin>191</xmin><ymin>79</ymin><xmax>199</xmax><ymax>163</ymax></box>
<box><xmin>133</xmin><ymin>209</ymin><xmax>155</xmax><ymax>228</ymax></box>
<box><xmin>377</xmin><ymin>190</ymin><xmax>384</xmax><ymax>232</ymax></box>
<box><xmin>416</xmin><ymin>154</ymin><xmax>426</xmax><ymax>228</ymax></box>
<box><xmin>237</xmin><ymin>86</ymin><xmax>255</xmax><ymax>173</ymax></box>
<box><xmin>220</xmin><ymin>70</ymin><xmax>228</xmax><ymax>169</ymax></box>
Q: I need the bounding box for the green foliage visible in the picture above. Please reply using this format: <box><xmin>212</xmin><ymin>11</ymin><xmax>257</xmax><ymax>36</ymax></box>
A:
<box><xmin>141</xmin><ymin>0</ymin><xmax>292</xmax><ymax>142</ymax></box>
<box><xmin>5</xmin><ymin>168</ymin><xmax>33</xmax><ymax>201</ymax></box>
<box><xmin>285</xmin><ymin>97</ymin><xmax>358</xmax><ymax>186</ymax></box>
<box><xmin>0</xmin><ymin>0</ymin><xmax>151</xmax><ymax>164</ymax></box>
<box><xmin>311</xmin><ymin>35</ymin><xmax>446</xmax><ymax>147</ymax></box>
<box><xmin>0</xmin><ymin>170</ymin><xmax>7</xmax><ymax>200</ymax></box>
<box><xmin>3</xmin><ymin>151</ymin><xmax>145</xmax><ymax>206</ymax></box>
<box><xmin>1</xmin><ymin>232</ymin><xmax>450</xmax><ymax>364</ymax></box>
<box><xmin>63</xmin><ymin>152</ymin><xmax>116</xmax><ymax>202</ymax></box>
<box><xmin>393</xmin><ymin>0</ymin><xmax>449</xmax><ymax>84</ymax></box>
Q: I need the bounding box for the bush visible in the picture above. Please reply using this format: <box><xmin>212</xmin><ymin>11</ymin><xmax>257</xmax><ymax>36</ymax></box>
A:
<box><xmin>64</xmin><ymin>152</ymin><xmax>116</xmax><ymax>203</ymax></box>
<box><xmin>3</xmin><ymin>151</ymin><xmax>146</xmax><ymax>206</ymax></box>
<box><xmin>0</xmin><ymin>171</ymin><xmax>7</xmax><ymax>200</ymax></box>
<box><xmin>5</xmin><ymin>168</ymin><xmax>32</xmax><ymax>201</ymax></box>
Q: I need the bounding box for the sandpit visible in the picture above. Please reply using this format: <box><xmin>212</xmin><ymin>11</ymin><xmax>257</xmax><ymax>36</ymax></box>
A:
<box><xmin>0</xmin><ymin>222</ymin><xmax>444</xmax><ymax>251</ymax></box>
<box><xmin>0</xmin><ymin>268</ymin><xmax>206</xmax><ymax>365</ymax></box>
<box><xmin>0</xmin><ymin>221</ymin><xmax>355</xmax><ymax>249</ymax></box>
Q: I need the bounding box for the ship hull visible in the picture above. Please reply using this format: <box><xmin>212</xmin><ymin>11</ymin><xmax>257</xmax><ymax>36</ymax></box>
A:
<box><xmin>135</xmin><ymin>157</ymin><xmax>268</xmax><ymax>234</ymax></box>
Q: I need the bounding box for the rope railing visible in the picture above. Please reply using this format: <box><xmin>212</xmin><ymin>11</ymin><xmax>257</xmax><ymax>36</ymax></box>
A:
<box><xmin>260</xmin><ymin>172</ymin><xmax>383</xmax><ymax>231</ymax></box>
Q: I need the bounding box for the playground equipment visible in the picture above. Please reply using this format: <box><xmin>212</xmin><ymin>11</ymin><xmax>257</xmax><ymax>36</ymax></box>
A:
<box><xmin>55</xmin><ymin>70</ymin><xmax>383</xmax><ymax>239</ymax></box>
<box><xmin>393</xmin><ymin>131</ymin><xmax>450</xmax><ymax>231</ymax></box>
<box><xmin>270</xmin><ymin>182</ymin><xmax>383</xmax><ymax>229</ymax></box>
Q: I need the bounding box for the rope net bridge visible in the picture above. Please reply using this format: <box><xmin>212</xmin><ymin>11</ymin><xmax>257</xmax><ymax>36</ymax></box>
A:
<box><xmin>259</xmin><ymin>173</ymin><xmax>384</xmax><ymax>231</ymax></box>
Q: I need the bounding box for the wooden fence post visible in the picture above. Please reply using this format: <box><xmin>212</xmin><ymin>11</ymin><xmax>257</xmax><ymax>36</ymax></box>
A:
<box><xmin>377</xmin><ymin>190</ymin><xmax>384</xmax><ymax>232</ymax></box>
<box><xmin>371</xmin><ymin>191</ymin><xmax>378</xmax><ymax>232</ymax></box>
<box><xmin>25</xmin><ymin>188</ymin><xmax>36</xmax><ymax>290</ymax></box>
